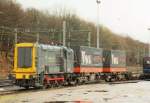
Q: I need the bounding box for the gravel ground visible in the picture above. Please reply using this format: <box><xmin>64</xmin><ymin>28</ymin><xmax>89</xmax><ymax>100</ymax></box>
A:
<box><xmin>0</xmin><ymin>81</ymin><xmax>150</xmax><ymax>103</ymax></box>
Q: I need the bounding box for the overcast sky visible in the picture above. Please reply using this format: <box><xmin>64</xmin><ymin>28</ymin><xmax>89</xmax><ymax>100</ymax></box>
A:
<box><xmin>16</xmin><ymin>0</ymin><xmax>150</xmax><ymax>43</ymax></box>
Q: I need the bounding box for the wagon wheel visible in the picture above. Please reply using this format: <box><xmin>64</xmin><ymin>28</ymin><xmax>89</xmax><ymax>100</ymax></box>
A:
<box><xmin>105</xmin><ymin>77</ymin><xmax>112</xmax><ymax>82</ymax></box>
<box><xmin>25</xmin><ymin>86</ymin><xmax>29</xmax><ymax>89</ymax></box>
<box><xmin>43</xmin><ymin>80</ymin><xmax>49</xmax><ymax>89</ymax></box>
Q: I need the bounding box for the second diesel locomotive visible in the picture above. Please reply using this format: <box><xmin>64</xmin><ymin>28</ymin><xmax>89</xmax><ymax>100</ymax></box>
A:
<box><xmin>140</xmin><ymin>57</ymin><xmax>150</xmax><ymax>79</ymax></box>
<box><xmin>12</xmin><ymin>43</ymin><xmax>128</xmax><ymax>88</ymax></box>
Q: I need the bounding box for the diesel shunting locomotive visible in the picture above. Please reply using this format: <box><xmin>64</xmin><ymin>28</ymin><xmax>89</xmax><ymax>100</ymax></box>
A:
<box><xmin>12</xmin><ymin>43</ymin><xmax>129</xmax><ymax>89</ymax></box>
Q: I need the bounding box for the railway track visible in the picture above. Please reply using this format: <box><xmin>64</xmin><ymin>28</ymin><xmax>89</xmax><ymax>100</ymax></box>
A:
<box><xmin>0</xmin><ymin>87</ymin><xmax>39</xmax><ymax>96</ymax></box>
<box><xmin>0</xmin><ymin>89</ymin><xmax>16</xmax><ymax>96</ymax></box>
<box><xmin>0</xmin><ymin>79</ymin><xmax>13</xmax><ymax>87</ymax></box>
<box><xmin>108</xmin><ymin>80</ymin><xmax>140</xmax><ymax>84</ymax></box>
<box><xmin>0</xmin><ymin>79</ymin><xmax>141</xmax><ymax>96</ymax></box>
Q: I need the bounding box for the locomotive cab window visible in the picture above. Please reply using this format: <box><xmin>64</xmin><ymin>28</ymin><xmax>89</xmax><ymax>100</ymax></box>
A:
<box><xmin>17</xmin><ymin>47</ymin><xmax>32</xmax><ymax>68</ymax></box>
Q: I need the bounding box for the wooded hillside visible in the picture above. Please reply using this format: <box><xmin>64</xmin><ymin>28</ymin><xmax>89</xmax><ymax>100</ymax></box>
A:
<box><xmin>0</xmin><ymin>0</ymin><xmax>148</xmax><ymax>66</ymax></box>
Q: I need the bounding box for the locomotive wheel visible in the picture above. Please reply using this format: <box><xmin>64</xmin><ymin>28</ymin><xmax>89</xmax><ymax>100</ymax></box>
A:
<box><xmin>105</xmin><ymin>77</ymin><xmax>112</xmax><ymax>82</ymax></box>
<box><xmin>43</xmin><ymin>84</ymin><xmax>49</xmax><ymax>89</ymax></box>
<box><xmin>58</xmin><ymin>81</ymin><xmax>64</xmax><ymax>87</ymax></box>
<box><xmin>76</xmin><ymin>79</ymin><xmax>82</xmax><ymax>85</ymax></box>
<box><xmin>25</xmin><ymin>86</ymin><xmax>29</xmax><ymax>89</ymax></box>
<box><xmin>43</xmin><ymin>80</ymin><xmax>49</xmax><ymax>89</ymax></box>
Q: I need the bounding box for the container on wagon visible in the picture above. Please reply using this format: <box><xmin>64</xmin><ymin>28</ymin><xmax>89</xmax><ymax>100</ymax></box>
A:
<box><xmin>72</xmin><ymin>46</ymin><xmax>103</xmax><ymax>73</ymax></box>
<box><xmin>103</xmin><ymin>50</ymin><xmax>126</xmax><ymax>72</ymax></box>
